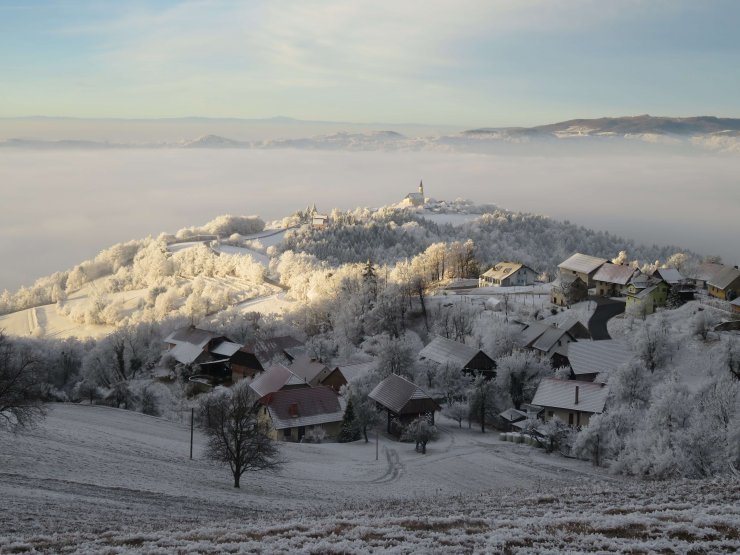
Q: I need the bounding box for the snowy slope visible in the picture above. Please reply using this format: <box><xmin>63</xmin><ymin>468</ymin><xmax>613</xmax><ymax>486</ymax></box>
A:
<box><xmin>1</xmin><ymin>405</ymin><xmax>737</xmax><ymax>553</ymax></box>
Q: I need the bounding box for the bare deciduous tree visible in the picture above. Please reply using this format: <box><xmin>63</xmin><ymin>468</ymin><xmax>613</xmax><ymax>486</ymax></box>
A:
<box><xmin>199</xmin><ymin>381</ymin><xmax>280</xmax><ymax>488</ymax></box>
<box><xmin>0</xmin><ymin>332</ymin><xmax>46</xmax><ymax>430</ymax></box>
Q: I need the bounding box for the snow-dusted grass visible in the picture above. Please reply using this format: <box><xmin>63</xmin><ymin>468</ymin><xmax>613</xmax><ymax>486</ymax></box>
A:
<box><xmin>1</xmin><ymin>405</ymin><xmax>737</xmax><ymax>553</ymax></box>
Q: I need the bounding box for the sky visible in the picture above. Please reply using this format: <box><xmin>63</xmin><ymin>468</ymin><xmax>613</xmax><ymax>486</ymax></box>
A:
<box><xmin>1</xmin><ymin>0</ymin><xmax>739</xmax><ymax>126</ymax></box>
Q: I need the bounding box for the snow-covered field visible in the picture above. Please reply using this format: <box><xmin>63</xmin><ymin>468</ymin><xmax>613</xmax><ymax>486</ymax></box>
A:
<box><xmin>1</xmin><ymin>405</ymin><xmax>737</xmax><ymax>553</ymax></box>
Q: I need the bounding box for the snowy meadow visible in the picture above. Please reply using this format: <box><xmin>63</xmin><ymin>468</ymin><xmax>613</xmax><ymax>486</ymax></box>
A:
<box><xmin>2</xmin><ymin>148</ymin><xmax>739</xmax><ymax>291</ymax></box>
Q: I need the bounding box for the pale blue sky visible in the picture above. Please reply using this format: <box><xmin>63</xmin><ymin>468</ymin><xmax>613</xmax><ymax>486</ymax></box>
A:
<box><xmin>1</xmin><ymin>0</ymin><xmax>738</xmax><ymax>126</ymax></box>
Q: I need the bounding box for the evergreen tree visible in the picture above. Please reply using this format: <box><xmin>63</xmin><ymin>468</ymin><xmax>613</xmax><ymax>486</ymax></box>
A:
<box><xmin>338</xmin><ymin>397</ymin><xmax>361</xmax><ymax>442</ymax></box>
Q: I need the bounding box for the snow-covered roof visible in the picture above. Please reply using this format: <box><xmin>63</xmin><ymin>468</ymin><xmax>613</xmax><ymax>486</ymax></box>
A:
<box><xmin>210</xmin><ymin>341</ymin><xmax>243</xmax><ymax>357</ymax></box>
<box><xmin>707</xmin><ymin>265</ymin><xmax>740</xmax><ymax>290</ymax></box>
<box><xmin>592</xmin><ymin>263</ymin><xmax>638</xmax><ymax>285</ymax></box>
<box><xmin>368</xmin><ymin>374</ymin><xmax>439</xmax><ymax>415</ymax></box>
<box><xmin>334</xmin><ymin>361</ymin><xmax>377</xmax><ymax>383</ymax></box>
<box><xmin>499</xmin><ymin>408</ymin><xmax>527</xmax><ymax>423</ymax></box>
<box><xmin>567</xmin><ymin>340</ymin><xmax>633</xmax><ymax>377</ymax></box>
<box><xmin>634</xmin><ymin>284</ymin><xmax>658</xmax><ymax>300</ymax></box>
<box><xmin>653</xmin><ymin>267</ymin><xmax>684</xmax><ymax>284</ymax></box>
<box><xmin>731</xmin><ymin>298</ymin><xmax>740</xmax><ymax>307</ymax></box>
<box><xmin>249</xmin><ymin>364</ymin><xmax>307</xmax><ymax>398</ymax></box>
<box><xmin>169</xmin><ymin>342</ymin><xmax>207</xmax><ymax>365</ymax></box>
<box><xmin>165</xmin><ymin>326</ymin><xmax>221</xmax><ymax>348</ymax></box>
<box><xmin>532</xmin><ymin>378</ymin><xmax>609</xmax><ymax>414</ymax></box>
<box><xmin>418</xmin><ymin>336</ymin><xmax>484</xmax><ymax>368</ymax></box>
<box><xmin>264</xmin><ymin>387</ymin><xmax>345</xmax><ymax>430</ymax></box>
<box><xmin>519</xmin><ymin>322</ymin><xmax>572</xmax><ymax>354</ymax></box>
<box><xmin>481</xmin><ymin>262</ymin><xmax>531</xmax><ymax>280</ymax></box>
<box><xmin>558</xmin><ymin>253</ymin><xmax>607</xmax><ymax>274</ymax></box>
<box><xmin>249</xmin><ymin>336</ymin><xmax>305</xmax><ymax>365</ymax></box>
<box><xmin>689</xmin><ymin>262</ymin><xmax>725</xmax><ymax>283</ymax></box>
<box><xmin>289</xmin><ymin>356</ymin><xmax>330</xmax><ymax>384</ymax></box>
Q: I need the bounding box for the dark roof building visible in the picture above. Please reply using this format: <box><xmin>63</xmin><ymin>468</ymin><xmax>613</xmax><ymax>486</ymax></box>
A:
<box><xmin>418</xmin><ymin>336</ymin><xmax>496</xmax><ymax>377</ymax></box>
<box><xmin>369</xmin><ymin>374</ymin><xmax>441</xmax><ymax>435</ymax></box>
<box><xmin>260</xmin><ymin>386</ymin><xmax>345</xmax><ymax>442</ymax></box>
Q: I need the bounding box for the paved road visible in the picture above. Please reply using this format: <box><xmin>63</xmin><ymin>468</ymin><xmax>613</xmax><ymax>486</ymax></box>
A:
<box><xmin>588</xmin><ymin>298</ymin><xmax>626</xmax><ymax>340</ymax></box>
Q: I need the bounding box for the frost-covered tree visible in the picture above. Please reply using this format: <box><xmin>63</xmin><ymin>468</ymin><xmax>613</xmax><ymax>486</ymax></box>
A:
<box><xmin>0</xmin><ymin>333</ymin><xmax>46</xmax><ymax>430</ymax></box>
<box><xmin>199</xmin><ymin>380</ymin><xmax>280</xmax><ymax>488</ymax></box>
<box><xmin>495</xmin><ymin>351</ymin><xmax>551</xmax><ymax>409</ymax></box>
<box><xmin>401</xmin><ymin>416</ymin><xmax>438</xmax><ymax>454</ymax></box>
<box><xmin>443</xmin><ymin>401</ymin><xmax>469</xmax><ymax>428</ymax></box>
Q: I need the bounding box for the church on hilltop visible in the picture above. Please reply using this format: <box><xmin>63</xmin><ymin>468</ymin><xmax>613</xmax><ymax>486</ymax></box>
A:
<box><xmin>404</xmin><ymin>180</ymin><xmax>425</xmax><ymax>207</ymax></box>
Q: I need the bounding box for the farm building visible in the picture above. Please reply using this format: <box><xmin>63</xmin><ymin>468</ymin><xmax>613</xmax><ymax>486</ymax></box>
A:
<box><xmin>566</xmin><ymin>340</ymin><xmax>633</xmax><ymax>382</ymax></box>
<box><xmin>258</xmin><ymin>386</ymin><xmax>345</xmax><ymax>442</ymax></box>
<box><xmin>321</xmin><ymin>360</ymin><xmax>377</xmax><ymax>392</ymax></box>
<box><xmin>557</xmin><ymin>253</ymin><xmax>607</xmax><ymax>288</ymax></box>
<box><xmin>478</xmin><ymin>262</ymin><xmax>537</xmax><ymax>287</ymax></box>
<box><xmin>531</xmin><ymin>378</ymin><xmax>609</xmax><ymax>428</ymax></box>
<box><xmin>288</xmin><ymin>356</ymin><xmax>333</xmax><ymax>386</ymax></box>
<box><xmin>687</xmin><ymin>262</ymin><xmax>726</xmax><ymax>289</ymax></box>
<box><xmin>652</xmin><ymin>267</ymin><xmax>685</xmax><ymax>286</ymax></box>
<box><xmin>517</xmin><ymin>321</ymin><xmax>576</xmax><ymax>365</ymax></box>
<box><xmin>418</xmin><ymin>336</ymin><xmax>496</xmax><ymax>378</ymax></box>
<box><xmin>706</xmin><ymin>265</ymin><xmax>740</xmax><ymax>301</ymax></box>
<box><xmin>369</xmin><ymin>374</ymin><xmax>441</xmax><ymax>436</ymax></box>
<box><xmin>248</xmin><ymin>336</ymin><xmax>306</xmax><ymax>367</ymax></box>
<box><xmin>249</xmin><ymin>364</ymin><xmax>309</xmax><ymax>398</ymax></box>
<box><xmin>550</xmin><ymin>274</ymin><xmax>589</xmax><ymax>306</ymax></box>
<box><xmin>592</xmin><ymin>263</ymin><xmax>639</xmax><ymax>297</ymax></box>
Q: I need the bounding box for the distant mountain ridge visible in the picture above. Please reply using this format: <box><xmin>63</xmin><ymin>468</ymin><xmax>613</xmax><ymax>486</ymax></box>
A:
<box><xmin>465</xmin><ymin>115</ymin><xmax>740</xmax><ymax>137</ymax></box>
<box><xmin>3</xmin><ymin>115</ymin><xmax>740</xmax><ymax>153</ymax></box>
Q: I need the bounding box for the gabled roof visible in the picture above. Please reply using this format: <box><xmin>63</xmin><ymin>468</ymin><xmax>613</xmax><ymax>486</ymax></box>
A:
<box><xmin>690</xmin><ymin>262</ymin><xmax>725</xmax><ymax>283</ymax></box>
<box><xmin>653</xmin><ymin>267</ymin><xmax>684</xmax><ymax>284</ymax></box>
<box><xmin>552</xmin><ymin>274</ymin><xmax>588</xmax><ymax>289</ymax></box>
<box><xmin>567</xmin><ymin>340</ymin><xmax>633</xmax><ymax>377</ymax></box>
<box><xmin>165</xmin><ymin>326</ymin><xmax>222</xmax><ymax>347</ymax></box>
<box><xmin>333</xmin><ymin>360</ymin><xmax>377</xmax><ymax>383</ymax></box>
<box><xmin>592</xmin><ymin>263</ymin><xmax>638</xmax><ymax>286</ymax></box>
<box><xmin>289</xmin><ymin>356</ymin><xmax>330</xmax><ymax>384</ymax></box>
<box><xmin>369</xmin><ymin>374</ymin><xmax>439</xmax><ymax>414</ymax></box>
<box><xmin>249</xmin><ymin>364</ymin><xmax>306</xmax><ymax>398</ymax></box>
<box><xmin>707</xmin><ymin>265</ymin><xmax>740</xmax><ymax>290</ymax></box>
<box><xmin>532</xmin><ymin>378</ymin><xmax>609</xmax><ymax>414</ymax></box>
<box><xmin>249</xmin><ymin>336</ymin><xmax>305</xmax><ymax>365</ymax></box>
<box><xmin>481</xmin><ymin>262</ymin><xmax>532</xmax><ymax>280</ymax></box>
<box><xmin>629</xmin><ymin>274</ymin><xmax>660</xmax><ymax>290</ymax></box>
<box><xmin>519</xmin><ymin>322</ymin><xmax>573</xmax><ymax>354</ymax></box>
<box><xmin>210</xmin><ymin>341</ymin><xmax>243</xmax><ymax>357</ymax></box>
<box><xmin>558</xmin><ymin>253</ymin><xmax>607</xmax><ymax>274</ymax></box>
<box><xmin>418</xmin><ymin>336</ymin><xmax>484</xmax><ymax>368</ymax></box>
<box><xmin>635</xmin><ymin>284</ymin><xmax>658</xmax><ymax>300</ymax></box>
<box><xmin>264</xmin><ymin>387</ymin><xmax>345</xmax><ymax>430</ymax></box>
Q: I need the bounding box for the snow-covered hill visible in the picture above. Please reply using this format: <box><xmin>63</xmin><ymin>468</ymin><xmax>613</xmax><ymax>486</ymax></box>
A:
<box><xmin>1</xmin><ymin>405</ymin><xmax>737</xmax><ymax>553</ymax></box>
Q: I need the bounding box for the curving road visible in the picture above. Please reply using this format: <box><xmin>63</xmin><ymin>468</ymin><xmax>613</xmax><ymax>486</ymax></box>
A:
<box><xmin>588</xmin><ymin>298</ymin><xmax>626</xmax><ymax>340</ymax></box>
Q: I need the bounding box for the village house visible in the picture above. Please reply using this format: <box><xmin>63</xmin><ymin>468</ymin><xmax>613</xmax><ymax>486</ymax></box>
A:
<box><xmin>557</xmin><ymin>253</ymin><xmax>608</xmax><ymax>288</ymax></box>
<box><xmin>369</xmin><ymin>374</ymin><xmax>441</xmax><ymax>435</ymax></box>
<box><xmin>517</xmin><ymin>321</ymin><xmax>577</xmax><ymax>366</ymax></box>
<box><xmin>418</xmin><ymin>336</ymin><xmax>496</xmax><ymax>378</ymax></box>
<box><xmin>258</xmin><ymin>386</ymin><xmax>345</xmax><ymax>442</ymax></box>
<box><xmin>531</xmin><ymin>377</ymin><xmax>609</xmax><ymax>428</ymax></box>
<box><xmin>247</xmin><ymin>336</ymin><xmax>306</xmax><ymax>367</ymax></box>
<box><xmin>687</xmin><ymin>262</ymin><xmax>726</xmax><ymax>290</ymax></box>
<box><xmin>625</xmin><ymin>274</ymin><xmax>670</xmax><ymax>316</ymax></box>
<box><xmin>651</xmin><ymin>267</ymin><xmax>685</xmax><ymax>286</ymax></box>
<box><xmin>248</xmin><ymin>364</ymin><xmax>309</xmax><ymax>398</ymax></box>
<box><xmin>592</xmin><ymin>263</ymin><xmax>639</xmax><ymax>297</ymax></box>
<box><xmin>478</xmin><ymin>262</ymin><xmax>537</xmax><ymax>287</ymax></box>
<box><xmin>162</xmin><ymin>326</ymin><xmax>259</xmax><ymax>381</ymax></box>
<box><xmin>321</xmin><ymin>360</ymin><xmax>377</xmax><ymax>392</ymax></box>
<box><xmin>706</xmin><ymin>265</ymin><xmax>740</xmax><ymax>301</ymax></box>
<box><xmin>550</xmin><ymin>274</ymin><xmax>589</xmax><ymax>306</ymax></box>
<box><xmin>565</xmin><ymin>340</ymin><xmax>633</xmax><ymax>382</ymax></box>
<box><xmin>288</xmin><ymin>355</ymin><xmax>333</xmax><ymax>386</ymax></box>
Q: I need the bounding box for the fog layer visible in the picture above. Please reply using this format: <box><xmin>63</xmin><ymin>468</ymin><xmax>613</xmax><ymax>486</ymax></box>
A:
<box><xmin>1</xmin><ymin>149</ymin><xmax>738</xmax><ymax>291</ymax></box>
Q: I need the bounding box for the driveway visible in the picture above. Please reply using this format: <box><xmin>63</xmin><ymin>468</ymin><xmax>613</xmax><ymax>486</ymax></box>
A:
<box><xmin>588</xmin><ymin>298</ymin><xmax>626</xmax><ymax>340</ymax></box>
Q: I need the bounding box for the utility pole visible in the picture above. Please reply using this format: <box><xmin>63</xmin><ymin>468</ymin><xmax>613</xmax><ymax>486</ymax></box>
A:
<box><xmin>375</xmin><ymin>428</ymin><xmax>379</xmax><ymax>461</ymax></box>
<box><xmin>190</xmin><ymin>407</ymin><xmax>194</xmax><ymax>460</ymax></box>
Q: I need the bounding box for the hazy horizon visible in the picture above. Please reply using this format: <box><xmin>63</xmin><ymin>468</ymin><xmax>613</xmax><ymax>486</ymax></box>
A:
<box><xmin>2</xmin><ymin>148</ymin><xmax>738</xmax><ymax>292</ymax></box>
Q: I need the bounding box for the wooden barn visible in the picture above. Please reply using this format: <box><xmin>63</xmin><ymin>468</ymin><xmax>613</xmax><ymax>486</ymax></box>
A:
<box><xmin>369</xmin><ymin>374</ymin><xmax>441</xmax><ymax>436</ymax></box>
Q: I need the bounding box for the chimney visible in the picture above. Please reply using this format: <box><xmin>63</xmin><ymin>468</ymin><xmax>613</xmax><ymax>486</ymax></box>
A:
<box><xmin>575</xmin><ymin>385</ymin><xmax>579</xmax><ymax>405</ymax></box>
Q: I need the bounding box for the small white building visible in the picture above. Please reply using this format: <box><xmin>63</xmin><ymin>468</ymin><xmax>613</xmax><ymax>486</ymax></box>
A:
<box><xmin>479</xmin><ymin>262</ymin><xmax>537</xmax><ymax>287</ymax></box>
<box><xmin>405</xmin><ymin>180</ymin><xmax>425</xmax><ymax>206</ymax></box>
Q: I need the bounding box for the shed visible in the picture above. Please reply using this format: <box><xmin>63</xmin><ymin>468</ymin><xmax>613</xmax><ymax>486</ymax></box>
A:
<box><xmin>369</xmin><ymin>374</ymin><xmax>441</xmax><ymax>435</ymax></box>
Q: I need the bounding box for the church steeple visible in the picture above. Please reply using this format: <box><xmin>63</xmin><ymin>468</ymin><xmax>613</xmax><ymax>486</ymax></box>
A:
<box><xmin>418</xmin><ymin>180</ymin><xmax>424</xmax><ymax>197</ymax></box>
